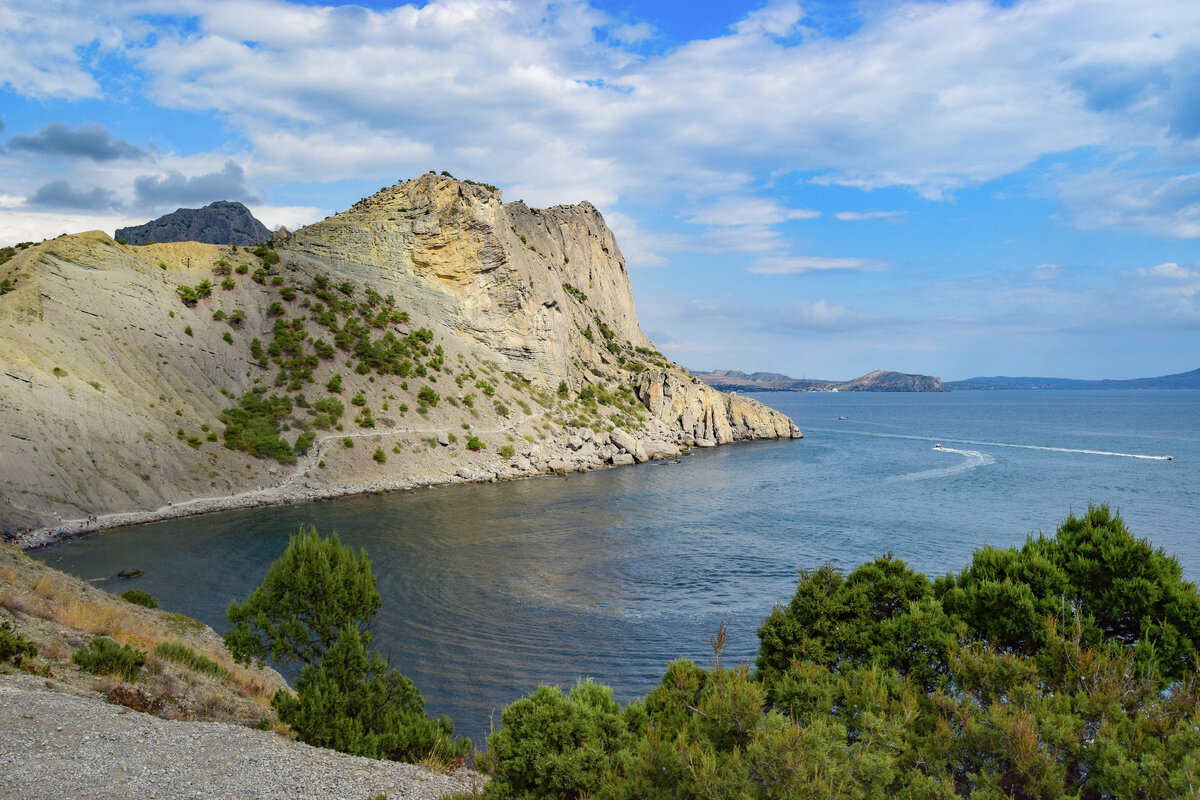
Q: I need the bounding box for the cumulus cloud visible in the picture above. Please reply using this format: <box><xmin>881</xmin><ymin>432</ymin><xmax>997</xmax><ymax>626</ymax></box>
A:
<box><xmin>133</xmin><ymin>160</ymin><xmax>260</xmax><ymax>209</ymax></box>
<box><xmin>748</xmin><ymin>255</ymin><xmax>887</xmax><ymax>274</ymax></box>
<box><xmin>1136</xmin><ymin>261</ymin><xmax>1200</xmax><ymax>279</ymax></box>
<box><xmin>29</xmin><ymin>179</ymin><xmax>117</xmax><ymax>211</ymax></box>
<box><xmin>7</xmin><ymin>121</ymin><xmax>148</xmax><ymax>161</ymax></box>
<box><xmin>5</xmin><ymin>0</ymin><xmax>1200</xmax><ymax>243</ymax></box>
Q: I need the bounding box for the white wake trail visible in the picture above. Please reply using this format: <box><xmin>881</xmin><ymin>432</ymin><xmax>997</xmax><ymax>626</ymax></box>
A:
<box><xmin>889</xmin><ymin>447</ymin><xmax>994</xmax><ymax>483</ymax></box>
<box><xmin>806</xmin><ymin>427</ymin><xmax>1174</xmax><ymax>461</ymax></box>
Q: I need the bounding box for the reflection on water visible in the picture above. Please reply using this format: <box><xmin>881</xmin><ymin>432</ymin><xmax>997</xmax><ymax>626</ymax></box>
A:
<box><xmin>34</xmin><ymin>391</ymin><xmax>1200</xmax><ymax>747</ymax></box>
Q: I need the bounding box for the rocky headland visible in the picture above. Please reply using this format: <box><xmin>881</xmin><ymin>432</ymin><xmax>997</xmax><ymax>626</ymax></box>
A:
<box><xmin>1</xmin><ymin>174</ymin><xmax>799</xmax><ymax>543</ymax></box>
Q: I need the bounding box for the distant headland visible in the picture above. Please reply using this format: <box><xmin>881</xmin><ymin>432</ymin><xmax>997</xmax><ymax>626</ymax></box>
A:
<box><xmin>693</xmin><ymin>368</ymin><xmax>945</xmax><ymax>392</ymax></box>
<box><xmin>693</xmin><ymin>366</ymin><xmax>1200</xmax><ymax>392</ymax></box>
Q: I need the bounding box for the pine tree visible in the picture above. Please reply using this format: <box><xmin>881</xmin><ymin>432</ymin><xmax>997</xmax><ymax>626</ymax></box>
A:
<box><xmin>226</xmin><ymin>527</ymin><xmax>469</xmax><ymax>763</ymax></box>
<box><xmin>224</xmin><ymin>526</ymin><xmax>380</xmax><ymax>667</ymax></box>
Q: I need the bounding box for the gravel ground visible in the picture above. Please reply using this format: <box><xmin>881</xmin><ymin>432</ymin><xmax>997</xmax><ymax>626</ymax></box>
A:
<box><xmin>0</xmin><ymin>675</ymin><xmax>483</xmax><ymax>800</ymax></box>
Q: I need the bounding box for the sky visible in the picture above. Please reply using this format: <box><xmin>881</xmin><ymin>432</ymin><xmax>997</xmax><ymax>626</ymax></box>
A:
<box><xmin>2</xmin><ymin>0</ymin><xmax>1199</xmax><ymax>381</ymax></box>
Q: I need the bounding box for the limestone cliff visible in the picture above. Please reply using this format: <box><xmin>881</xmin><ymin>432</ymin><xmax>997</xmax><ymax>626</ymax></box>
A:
<box><xmin>0</xmin><ymin>174</ymin><xmax>799</xmax><ymax>539</ymax></box>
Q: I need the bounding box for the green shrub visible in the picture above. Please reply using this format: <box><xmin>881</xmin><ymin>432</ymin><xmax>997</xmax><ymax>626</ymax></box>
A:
<box><xmin>499</xmin><ymin>445</ymin><xmax>515</xmax><ymax>459</ymax></box>
<box><xmin>481</xmin><ymin>681</ymin><xmax>635</xmax><ymax>800</ymax></box>
<box><xmin>327</xmin><ymin>374</ymin><xmax>343</xmax><ymax>393</ymax></box>
<box><xmin>417</xmin><ymin>386</ymin><xmax>439</xmax><ymax>407</ymax></box>
<box><xmin>0</xmin><ymin>621</ymin><xmax>37</xmax><ymax>665</ymax></box>
<box><xmin>343</xmin><ymin>437</ymin><xmax>354</xmax><ymax>448</ymax></box>
<box><xmin>72</xmin><ymin>637</ymin><xmax>146</xmax><ymax>680</ymax></box>
<box><xmin>153</xmin><ymin>642</ymin><xmax>228</xmax><ymax>679</ymax></box>
<box><xmin>222</xmin><ymin>331</ymin><xmax>234</xmax><ymax>345</ymax></box>
<box><xmin>466</xmin><ymin>435</ymin><xmax>486</xmax><ymax>452</ymax></box>
<box><xmin>372</xmin><ymin>446</ymin><xmax>386</xmax><ymax>463</ymax></box>
<box><xmin>120</xmin><ymin>589</ymin><xmax>158</xmax><ymax>609</ymax></box>
<box><xmin>219</xmin><ymin>387</ymin><xmax>296</xmax><ymax>465</ymax></box>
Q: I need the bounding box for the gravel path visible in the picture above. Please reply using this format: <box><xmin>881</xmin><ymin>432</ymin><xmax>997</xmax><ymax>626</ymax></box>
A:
<box><xmin>0</xmin><ymin>676</ymin><xmax>482</xmax><ymax>800</ymax></box>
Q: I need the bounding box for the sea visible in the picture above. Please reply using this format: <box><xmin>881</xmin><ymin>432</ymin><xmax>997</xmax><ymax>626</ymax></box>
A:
<box><xmin>32</xmin><ymin>389</ymin><xmax>1200</xmax><ymax>747</ymax></box>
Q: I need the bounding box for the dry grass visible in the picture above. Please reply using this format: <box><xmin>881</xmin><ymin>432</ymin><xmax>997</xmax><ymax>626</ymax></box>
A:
<box><xmin>0</xmin><ymin>543</ymin><xmax>287</xmax><ymax>724</ymax></box>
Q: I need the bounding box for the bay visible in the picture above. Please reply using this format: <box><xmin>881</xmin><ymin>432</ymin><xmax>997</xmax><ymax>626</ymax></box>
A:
<box><xmin>33</xmin><ymin>389</ymin><xmax>1200</xmax><ymax>747</ymax></box>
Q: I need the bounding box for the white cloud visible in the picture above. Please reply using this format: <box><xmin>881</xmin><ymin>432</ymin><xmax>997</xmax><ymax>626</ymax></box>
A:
<box><xmin>687</xmin><ymin>196</ymin><xmax>819</xmax><ymax>227</ymax></box>
<box><xmin>1059</xmin><ymin>169</ymin><xmax>1200</xmax><ymax>238</ymax></box>
<box><xmin>834</xmin><ymin>210</ymin><xmax>906</xmax><ymax>222</ymax></box>
<box><xmin>247</xmin><ymin>204</ymin><xmax>326</xmax><ymax>232</ymax></box>
<box><xmin>0</xmin><ymin>210</ymin><xmax>143</xmax><ymax>246</ymax></box>
<box><xmin>5</xmin><ymin>0</ymin><xmax>1200</xmax><ymax>242</ymax></box>
<box><xmin>1033</xmin><ymin>263</ymin><xmax>1062</xmax><ymax>280</ymax></box>
<box><xmin>748</xmin><ymin>255</ymin><xmax>887</xmax><ymax>274</ymax></box>
<box><xmin>1136</xmin><ymin>261</ymin><xmax>1200</xmax><ymax>279</ymax></box>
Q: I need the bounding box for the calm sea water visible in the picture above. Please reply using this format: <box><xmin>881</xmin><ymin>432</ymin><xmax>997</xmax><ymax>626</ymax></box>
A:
<box><xmin>33</xmin><ymin>390</ymin><xmax>1199</xmax><ymax>747</ymax></box>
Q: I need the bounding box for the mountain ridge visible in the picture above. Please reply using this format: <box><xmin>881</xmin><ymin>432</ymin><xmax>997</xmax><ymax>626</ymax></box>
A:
<box><xmin>693</xmin><ymin>368</ymin><xmax>945</xmax><ymax>392</ymax></box>
<box><xmin>945</xmin><ymin>368</ymin><xmax>1200</xmax><ymax>390</ymax></box>
<box><xmin>0</xmin><ymin>174</ymin><xmax>799</xmax><ymax>540</ymax></box>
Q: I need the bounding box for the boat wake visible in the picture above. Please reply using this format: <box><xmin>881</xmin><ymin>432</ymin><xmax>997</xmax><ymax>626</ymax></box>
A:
<box><xmin>889</xmin><ymin>447</ymin><xmax>994</xmax><ymax>483</ymax></box>
<box><xmin>807</xmin><ymin>427</ymin><xmax>1175</xmax><ymax>461</ymax></box>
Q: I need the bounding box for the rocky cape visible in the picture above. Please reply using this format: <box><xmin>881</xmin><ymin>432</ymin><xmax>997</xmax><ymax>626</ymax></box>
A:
<box><xmin>0</xmin><ymin>174</ymin><xmax>799</xmax><ymax>541</ymax></box>
<box><xmin>116</xmin><ymin>201</ymin><xmax>272</xmax><ymax>246</ymax></box>
<box><xmin>695</xmin><ymin>368</ymin><xmax>945</xmax><ymax>392</ymax></box>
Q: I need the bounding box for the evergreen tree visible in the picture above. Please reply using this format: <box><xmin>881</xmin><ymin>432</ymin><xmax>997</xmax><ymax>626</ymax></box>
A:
<box><xmin>225</xmin><ymin>526</ymin><xmax>380</xmax><ymax>667</ymax></box>
<box><xmin>227</xmin><ymin>527</ymin><xmax>469</xmax><ymax>763</ymax></box>
<box><xmin>273</xmin><ymin>626</ymin><xmax>468</xmax><ymax>762</ymax></box>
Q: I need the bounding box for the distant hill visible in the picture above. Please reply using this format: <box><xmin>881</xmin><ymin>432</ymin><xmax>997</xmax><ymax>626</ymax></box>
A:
<box><xmin>694</xmin><ymin>368</ymin><xmax>945</xmax><ymax>392</ymax></box>
<box><xmin>116</xmin><ymin>200</ymin><xmax>271</xmax><ymax>246</ymax></box>
<box><xmin>946</xmin><ymin>368</ymin><xmax>1200</xmax><ymax>391</ymax></box>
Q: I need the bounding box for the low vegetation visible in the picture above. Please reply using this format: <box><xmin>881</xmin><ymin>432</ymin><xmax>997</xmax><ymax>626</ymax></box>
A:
<box><xmin>474</xmin><ymin>507</ymin><xmax>1200</xmax><ymax>800</ymax></box>
<box><xmin>0</xmin><ymin>544</ymin><xmax>284</xmax><ymax>726</ymax></box>
<box><xmin>72</xmin><ymin>636</ymin><xmax>146</xmax><ymax>680</ymax></box>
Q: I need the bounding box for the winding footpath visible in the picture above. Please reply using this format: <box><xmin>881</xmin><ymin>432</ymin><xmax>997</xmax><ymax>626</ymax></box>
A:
<box><xmin>12</xmin><ymin>406</ymin><xmax>553</xmax><ymax>550</ymax></box>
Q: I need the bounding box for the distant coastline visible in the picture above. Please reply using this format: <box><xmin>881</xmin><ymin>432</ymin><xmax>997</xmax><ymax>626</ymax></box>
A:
<box><xmin>693</xmin><ymin>366</ymin><xmax>1200</xmax><ymax>393</ymax></box>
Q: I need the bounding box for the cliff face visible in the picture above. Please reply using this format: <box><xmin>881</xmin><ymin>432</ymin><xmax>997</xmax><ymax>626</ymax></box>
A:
<box><xmin>0</xmin><ymin>175</ymin><xmax>799</xmax><ymax>538</ymax></box>
<box><xmin>279</xmin><ymin>176</ymin><xmax>648</xmax><ymax>386</ymax></box>
<box><xmin>116</xmin><ymin>201</ymin><xmax>271</xmax><ymax>246</ymax></box>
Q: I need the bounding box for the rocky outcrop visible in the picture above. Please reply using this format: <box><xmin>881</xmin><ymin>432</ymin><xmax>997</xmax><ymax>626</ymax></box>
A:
<box><xmin>1</xmin><ymin>174</ymin><xmax>800</xmax><ymax>538</ymax></box>
<box><xmin>116</xmin><ymin>201</ymin><xmax>271</xmax><ymax>246</ymax></box>
<box><xmin>633</xmin><ymin>371</ymin><xmax>801</xmax><ymax>445</ymax></box>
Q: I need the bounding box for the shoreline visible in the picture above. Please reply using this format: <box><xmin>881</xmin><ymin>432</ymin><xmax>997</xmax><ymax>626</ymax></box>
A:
<box><xmin>10</xmin><ymin>438</ymin><xmax>705</xmax><ymax>551</ymax></box>
<box><xmin>10</xmin><ymin>462</ymin><xmax>557</xmax><ymax>551</ymax></box>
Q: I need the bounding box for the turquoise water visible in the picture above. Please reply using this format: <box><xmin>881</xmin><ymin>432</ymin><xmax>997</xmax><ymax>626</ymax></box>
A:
<box><xmin>33</xmin><ymin>390</ymin><xmax>1199</xmax><ymax>746</ymax></box>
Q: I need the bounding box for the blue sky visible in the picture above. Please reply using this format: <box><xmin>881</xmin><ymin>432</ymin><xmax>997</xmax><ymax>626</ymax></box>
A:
<box><xmin>2</xmin><ymin>0</ymin><xmax>1199</xmax><ymax>380</ymax></box>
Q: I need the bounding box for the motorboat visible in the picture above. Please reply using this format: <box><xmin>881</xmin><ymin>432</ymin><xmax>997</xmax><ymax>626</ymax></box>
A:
<box><xmin>933</xmin><ymin>443</ymin><xmax>944</xmax><ymax>450</ymax></box>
